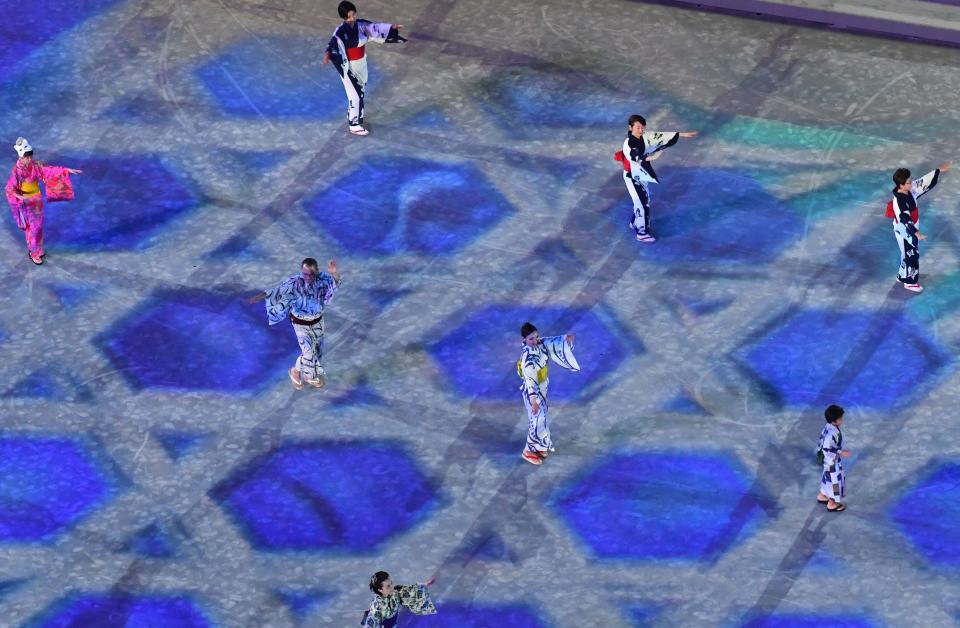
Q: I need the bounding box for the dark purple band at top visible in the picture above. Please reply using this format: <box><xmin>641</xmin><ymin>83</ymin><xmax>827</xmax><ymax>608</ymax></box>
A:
<box><xmin>634</xmin><ymin>0</ymin><xmax>960</xmax><ymax>48</ymax></box>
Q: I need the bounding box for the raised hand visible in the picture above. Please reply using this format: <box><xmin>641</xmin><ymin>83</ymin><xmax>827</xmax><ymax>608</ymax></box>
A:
<box><xmin>679</xmin><ymin>131</ymin><xmax>698</xmax><ymax>138</ymax></box>
<box><xmin>322</xmin><ymin>51</ymin><xmax>331</xmax><ymax>65</ymax></box>
<box><xmin>66</xmin><ymin>168</ymin><xmax>82</xmax><ymax>174</ymax></box>
<box><xmin>939</xmin><ymin>161</ymin><xmax>953</xmax><ymax>173</ymax></box>
<box><xmin>327</xmin><ymin>259</ymin><xmax>338</xmax><ymax>274</ymax></box>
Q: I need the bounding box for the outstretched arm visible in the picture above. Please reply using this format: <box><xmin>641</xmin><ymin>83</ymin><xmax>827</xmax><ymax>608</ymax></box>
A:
<box><xmin>246</xmin><ymin>291</ymin><xmax>267</xmax><ymax>304</ymax></box>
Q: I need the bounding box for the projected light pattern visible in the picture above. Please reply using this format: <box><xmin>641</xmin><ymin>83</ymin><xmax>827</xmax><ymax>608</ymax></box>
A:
<box><xmin>890</xmin><ymin>461</ymin><xmax>960</xmax><ymax>565</ymax></box>
<box><xmin>29</xmin><ymin>594</ymin><xmax>211</xmax><ymax>628</ymax></box>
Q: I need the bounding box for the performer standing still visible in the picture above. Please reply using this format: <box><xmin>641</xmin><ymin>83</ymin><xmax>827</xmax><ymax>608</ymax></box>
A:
<box><xmin>886</xmin><ymin>161</ymin><xmax>951</xmax><ymax>292</ymax></box>
<box><xmin>361</xmin><ymin>571</ymin><xmax>437</xmax><ymax>628</ymax></box>
<box><xmin>517</xmin><ymin>322</ymin><xmax>580</xmax><ymax>465</ymax></box>
<box><xmin>5</xmin><ymin>137</ymin><xmax>81</xmax><ymax>265</ymax></box>
<box><xmin>816</xmin><ymin>404</ymin><xmax>852</xmax><ymax>512</ymax></box>
<box><xmin>247</xmin><ymin>258</ymin><xmax>341</xmax><ymax>390</ymax></box>
<box><xmin>322</xmin><ymin>1</ymin><xmax>406</xmax><ymax>136</ymax></box>
<box><xmin>614</xmin><ymin>115</ymin><xmax>697</xmax><ymax>243</ymax></box>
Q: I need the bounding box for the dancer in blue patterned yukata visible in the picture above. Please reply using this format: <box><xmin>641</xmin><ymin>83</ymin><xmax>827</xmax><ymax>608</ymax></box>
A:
<box><xmin>614</xmin><ymin>114</ymin><xmax>698</xmax><ymax>242</ymax></box>
<box><xmin>361</xmin><ymin>571</ymin><xmax>437</xmax><ymax>628</ymax></box>
<box><xmin>247</xmin><ymin>258</ymin><xmax>341</xmax><ymax>390</ymax></box>
<box><xmin>816</xmin><ymin>404</ymin><xmax>852</xmax><ymax>512</ymax></box>
<box><xmin>322</xmin><ymin>1</ymin><xmax>406</xmax><ymax>136</ymax></box>
<box><xmin>518</xmin><ymin>322</ymin><xmax>580</xmax><ymax>465</ymax></box>
<box><xmin>886</xmin><ymin>161</ymin><xmax>951</xmax><ymax>293</ymax></box>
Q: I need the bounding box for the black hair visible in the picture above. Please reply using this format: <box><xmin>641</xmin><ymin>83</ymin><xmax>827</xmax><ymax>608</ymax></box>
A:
<box><xmin>369</xmin><ymin>571</ymin><xmax>390</xmax><ymax>595</ymax></box>
<box><xmin>824</xmin><ymin>404</ymin><xmax>844</xmax><ymax>423</ymax></box>
<box><xmin>892</xmin><ymin>168</ymin><xmax>911</xmax><ymax>190</ymax></box>
<box><xmin>627</xmin><ymin>114</ymin><xmax>647</xmax><ymax>127</ymax></box>
<box><xmin>520</xmin><ymin>322</ymin><xmax>537</xmax><ymax>338</ymax></box>
<box><xmin>338</xmin><ymin>1</ymin><xmax>357</xmax><ymax>18</ymax></box>
<box><xmin>301</xmin><ymin>257</ymin><xmax>319</xmax><ymax>269</ymax></box>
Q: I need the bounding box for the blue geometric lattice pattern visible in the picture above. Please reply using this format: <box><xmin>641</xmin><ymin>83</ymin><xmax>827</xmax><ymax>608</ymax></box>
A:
<box><xmin>210</xmin><ymin>441</ymin><xmax>439</xmax><ymax>551</ymax></box>
<box><xmin>890</xmin><ymin>461</ymin><xmax>960</xmax><ymax>565</ymax></box>
<box><xmin>551</xmin><ymin>451</ymin><xmax>766</xmax><ymax>560</ymax></box>
<box><xmin>28</xmin><ymin>593</ymin><xmax>211</xmax><ymax>628</ymax></box>
<box><xmin>404</xmin><ymin>602</ymin><xmax>548</xmax><ymax>627</ymax></box>
<box><xmin>739</xmin><ymin>614</ymin><xmax>877</xmax><ymax>628</ymax></box>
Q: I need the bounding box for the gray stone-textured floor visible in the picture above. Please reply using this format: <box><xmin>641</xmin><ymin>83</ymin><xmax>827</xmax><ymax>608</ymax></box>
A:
<box><xmin>2</xmin><ymin>0</ymin><xmax>960</xmax><ymax>626</ymax></box>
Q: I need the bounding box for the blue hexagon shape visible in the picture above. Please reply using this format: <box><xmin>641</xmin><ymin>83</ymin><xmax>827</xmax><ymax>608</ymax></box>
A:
<box><xmin>3</xmin><ymin>155</ymin><xmax>196</xmax><ymax>251</ymax></box>
<box><xmin>0</xmin><ymin>436</ymin><xmax>119</xmax><ymax>542</ymax></box>
<box><xmin>736</xmin><ymin>309</ymin><xmax>950</xmax><ymax>409</ymax></box>
<box><xmin>305</xmin><ymin>157</ymin><xmax>514</xmax><ymax>256</ymax></box>
<box><xmin>429</xmin><ymin>304</ymin><xmax>639</xmax><ymax>402</ymax></box>
<box><xmin>196</xmin><ymin>36</ymin><xmax>378</xmax><ymax>119</ymax></box>
<box><xmin>28</xmin><ymin>594</ymin><xmax>210</xmax><ymax>628</ymax></box>
<box><xmin>210</xmin><ymin>441</ymin><xmax>439</xmax><ymax>552</ymax></box>
<box><xmin>890</xmin><ymin>461</ymin><xmax>960</xmax><ymax>565</ymax></box>
<box><xmin>550</xmin><ymin>452</ymin><xmax>765</xmax><ymax>560</ymax></box>
<box><xmin>405</xmin><ymin>602</ymin><xmax>548</xmax><ymax>627</ymax></box>
<box><xmin>94</xmin><ymin>289</ymin><xmax>293</xmax><ymax>394</ymax></box>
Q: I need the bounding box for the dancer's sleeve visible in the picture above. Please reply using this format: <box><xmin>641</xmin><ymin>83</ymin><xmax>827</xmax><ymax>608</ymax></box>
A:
<box><xmin>893</xmin><ymin>196</ymin><xmax>918</xmax><ymax>238</ymax></box>
<box><xmin>317</xmin><ymin>271</ymin><xmax>341</xmax><ymax>306</ymax></box>
<box><xmin>5</xmin><ymin>171</ymin><xmax>25</xmax><ymax>229</ymax></box>
<box><xmin>41</xmin><ymin>165</ymin><xmax>74</xmax><ymax>202</ymax></box>
<box><xmin>912</xmin><ymin>169</ymin><xmax>940</xmax><ymax>198</ymax></box>
<box><xmin>359</xmin><ymin>20</ymin><xmax>407</xmax><ymax>44</ymax></box>
<box><xmin>396</xmin><ymin>584</ymin><xmax>437</xmax><ymax>616</ymax></box>
<box><xmin>326</xmin><ymin>27</ymin><xmax>346</xmax><ymax>77</ymax></box>
<box><xmin>263</xmin><ymin>277</ymin><xmax>295</xmax><ymax>325</ymax></box>
<box><xmin>542</xmin><ymin>335</ymin><xmax>581</xmax><ymax>372</ymax></box>
<box><xmin>360</xmin><ymin>604</ymin><xmax>385</xmax><ymax>628</ymax></box>
<box><xmin>641</xmin><ymin>131</ymin><xmax>680</xmax><ymax>158</ymax></box>
<box><xmin>519</xmin><ymin>352</ymin><xmax>541</xmax><ymax>398</ymax></box>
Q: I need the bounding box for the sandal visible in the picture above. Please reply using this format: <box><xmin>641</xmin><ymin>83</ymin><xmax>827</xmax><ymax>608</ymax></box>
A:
<box><xmin>827</xmin><ymin>503</ymin><xmax>846</xmax><ymax>512</ymax></box>
<box><xmin>817</xmin><ymin>496</ymin><xmax>829</xmax><ymax>505</ymax></box>
<box><xmin>288</xmin><ymin>368</ymin><xmax>304</xmax><ymax>390</ymax></box>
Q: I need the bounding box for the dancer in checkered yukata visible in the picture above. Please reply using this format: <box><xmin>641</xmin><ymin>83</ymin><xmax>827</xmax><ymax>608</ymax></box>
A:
<box><xmin>817</xmin><ymin>404</ymin><xmax>852</xmax><ymax>512</ymax></box>
<box><xmin>517</xmin><ymin>322</ymin><xmax>580</xmax><ymax>465</ymax></box>
<box><xmin>614</xmin><ymin>114</ymin><xmax>697</xmax><ymax>242</ymax></box>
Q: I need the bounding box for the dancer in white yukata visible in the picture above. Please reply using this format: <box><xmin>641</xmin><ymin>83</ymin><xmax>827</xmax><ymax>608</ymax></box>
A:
<box><xmin>517</xmin><ymin>322</ymin><xmax>579</xmax><ymax>465</ymax></box>
<box><xmin>816</xmin><ymin>404</ymin><xmax>852</xmax><ymax>512</ymax></box>
<box><xmin>885</xmin><ymin>162</ymin><xmax>951</xmax><ymax>293</ymax></box>
<box><xmin>614</xmin><ymin>114</ymin><xmax>697</xmax><ymax>242</ymax></box>
<box><xmin>322</xmin><ymin>1</ymin><xmax>406</xmax><ymax>136</ymax></box>
<box><xmin>247</xmin><ymin>258</ymin><xmax>341</xmax><ymax>390</ymax></box>
<box><xmin>361</xmin><ymin>571</ymin><xmax>437</xmax><ymax>628</ymax></box>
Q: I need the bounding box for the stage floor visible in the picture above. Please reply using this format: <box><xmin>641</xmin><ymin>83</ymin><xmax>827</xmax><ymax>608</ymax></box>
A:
<box><xmin>1</xmin><ymin>0</ymin><xmax>960</xmax><ymax>626</ymax></box>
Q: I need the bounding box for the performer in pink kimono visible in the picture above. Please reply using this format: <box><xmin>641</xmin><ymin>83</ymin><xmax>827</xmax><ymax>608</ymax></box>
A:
<box><xmin>5</xmin><ymin>137</ymin><xmax>81</xmax><ymax>265</ymax></box>
<box><xmin>321</xmin><ymin>1</ymin><xmax>406</xmax><ymax>136</ymax></box>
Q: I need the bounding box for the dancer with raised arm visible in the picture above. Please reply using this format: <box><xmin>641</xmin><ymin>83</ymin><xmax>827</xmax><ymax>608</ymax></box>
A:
<box><xmin>5</xmin><ymin>137</ymin><xmax>81</xmax><ymax>265</ymax></box>
<box><xmin>247</xmin><ymin>258</ymin><xmax>341</xmax><ymax>390</ymax></box>
<box><xmin>322</xmin><ymin>1</ymin><xmax>406</xmax><ymax>136</ymax></box>
<box><xmin>361</xmin><ymin>571</ymin><xmax>437</xmax><ymax>628</ymax></box>
<box><xmin>614</xmin><ymin>115</ymin><xmax>697</xmax><ymax>243</ymax></box>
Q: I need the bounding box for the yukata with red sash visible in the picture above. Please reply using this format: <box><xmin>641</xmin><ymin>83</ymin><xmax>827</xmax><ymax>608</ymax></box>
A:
<box><xmin>614</xmin><ymin>131</ymin><xmax>680</xmax><ymax>240</ymax></box>
<box><xmin>885</xmin><ymin>169</ymin><xmax>939</xmax><ymax>287</ymax></box>
<box><xmin>5</xmin><ymin>158</ymin><xmax>73</xmax><ymax>260</ymax></box>
<box><xmin>326</xmin><ymin>19</ymin><xmax>406</xmax><ymax>129</ymax></box>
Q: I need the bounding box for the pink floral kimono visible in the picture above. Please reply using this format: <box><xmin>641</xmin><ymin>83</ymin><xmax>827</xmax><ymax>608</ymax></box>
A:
<box><xmin>5</xmin><ymin>159</ymin><xmax>73</xmax><ymax>259</ymax></box>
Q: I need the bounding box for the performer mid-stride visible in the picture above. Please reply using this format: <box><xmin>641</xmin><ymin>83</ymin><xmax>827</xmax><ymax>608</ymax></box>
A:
<box><xmin>5</xmin><ymin>137</ymin><xmax>81</xmax><ymax>265</ymax></box>
<box><xmin>247</xmin><ymin>258</ymin><xmax>342</xmax><ymax>390</ymax></box>
<box><xmin>816</xmin><ymin>404</ymin><xmax>851</xmax><ymax>513</ymax></box>
<box><xmin>886</xmin><ymin>161</ymin><xmax>951</xmax><ymax>292</ymax></box>
<box><xmin>614</xmin><ymin>115</ymin><xmax>697</xmax><ymax>243</ymax></box>
<box><xmin>361</xmin><ymin>571</ymin><xmax>437</xmax><ymax>628</ymax></box>
<box><xmin>322</xmin><ymin>1</ymin><xmax>406</xmax><ymax>136</ymax></box>
<box><xmin>517</xmin><ymin>322</ymin><xmax>580</xmax><ymax>466</ymax></box>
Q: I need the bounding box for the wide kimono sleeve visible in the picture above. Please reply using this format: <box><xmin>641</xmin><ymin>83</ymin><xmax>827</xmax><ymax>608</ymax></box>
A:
<box><xmin>519</xmin><ymin>349</ymin><xmax>541</xmax><ymax>398</ymax></box>
<box><xmin>5</xmin><ymin>169</ymin><xmax>25</xmax><ymax>229</ymax></box>
<box><xmin>396</xmin><ymin>584</ymin><xmax>437</xmax><ymax>616</ymax></box>
<box><xmin>327</xmin><ymin>26</ymin><xmax>348</xmax><ymax>77</ymax></box>
<box><xmin>541</xmin><ymin>335</ymin><xmax>580</xmax><ymax>372</ymax></box>
<box><xmin>358</xmin><ymin>19</ymin><xmax>407</xmax><ymax>44</ymax></box>
<box><xmin>893</xmin><ymin>195</ymin><xmax>918</xmax><ymax>241</ymax></box>
<box><xmin>817</xmin><ymin>425</ymin><xmax>840</xmax><ymax>467</ymax></box>
<box><xmin>41</xmin><ymin>165</ymin><xmax>74</xmax><ymax>202</ymax></box>
<box><xmin>912</xmin><ymin>169</ymin><xmax>940</xmax><ymax>198</ymax></box>
<box><xmin>641</xmin><ymin>131</ymin><xmax>680</xmax><ymax>158</ymax></box>
<box><xmin>318</xmin><ymin>271</ymin><xmax>341</xmax><ymax>306</ymax></box>
<box><xmin>263</xmin><ymin>277</ymin><xmax>297</xmax><ymax>325</ymax></box>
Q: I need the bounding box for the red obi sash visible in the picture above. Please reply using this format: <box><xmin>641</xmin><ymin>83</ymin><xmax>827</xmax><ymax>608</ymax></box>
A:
<box><xmin>885</xmin><ymin>200</ymin><xmax>919</xmax><ymax>223</ymax></box>
<box><xmin>346</xmin><ymin>46</ymin><xmax>365</xmax><ymax>61</ymax></box>
<box><xmin>613</xmin><ymin>150</ymin><xmax>630</xmax><ymax>173</ymax></box>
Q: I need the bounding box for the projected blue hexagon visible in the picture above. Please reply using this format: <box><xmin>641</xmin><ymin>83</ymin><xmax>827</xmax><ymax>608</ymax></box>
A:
<box><xmin>95</xmin><ymin>289</ymin><xmax>292</xmax><ymax>394</ymax></box>
<box><xmin>551</xmin><ymin>452</ymin><xmax>765</xmax><ymax>560</ymax></box>
<box><xmin>429</xmin><ymin>304</ymin><xmax>637</xmax><ymax>402</ymax></box>
<box><xmin>211</xmin><ymin>441</ymin><xmax>439</xmax><ymax>552</ymax></box>
<box><xmin>30</xmin><ymin>594</ymin><xmax>210</xmax><ymax>628</ymax></box>
<box><xmin>197</xmin><ymin>36</ymin><xmax>378</xmax><ymax>119</ymax></box>
<box><xmin>305</xmin><ymin>157</ymin><xmax>514</xmax><ymax>256</ymax></box>
<box><xmin>405</xmin><ymin>602</ymin><xmax>547</xmax><ymax>627</ymax></box>
<box><xmin>890</xmin><ymin>461</ymin><xmax>960</xmax><ymax>565</ymax></box>
<box><xmin>740</xmin><ymin>615</ymin><xmax>876</xmax><ymax>628</ymax></box>
<box><xmin>0</xmin><ymin>437</ymin><xmax>117</xmax><ymax>542</ymax></box>
<box><xmin>737</xmin><ymin>309</ymin><xmax>949</xmax><ymax>409</ymax></box>
<box><xmin>627</xmin><ymin>167</ymin><xmax>803</xmax><ymax>264</ymax></box>
<box><xmin>3</xmin><ymin>155</ymin><xmax>196</xmax><ymax>251</ymax></box>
